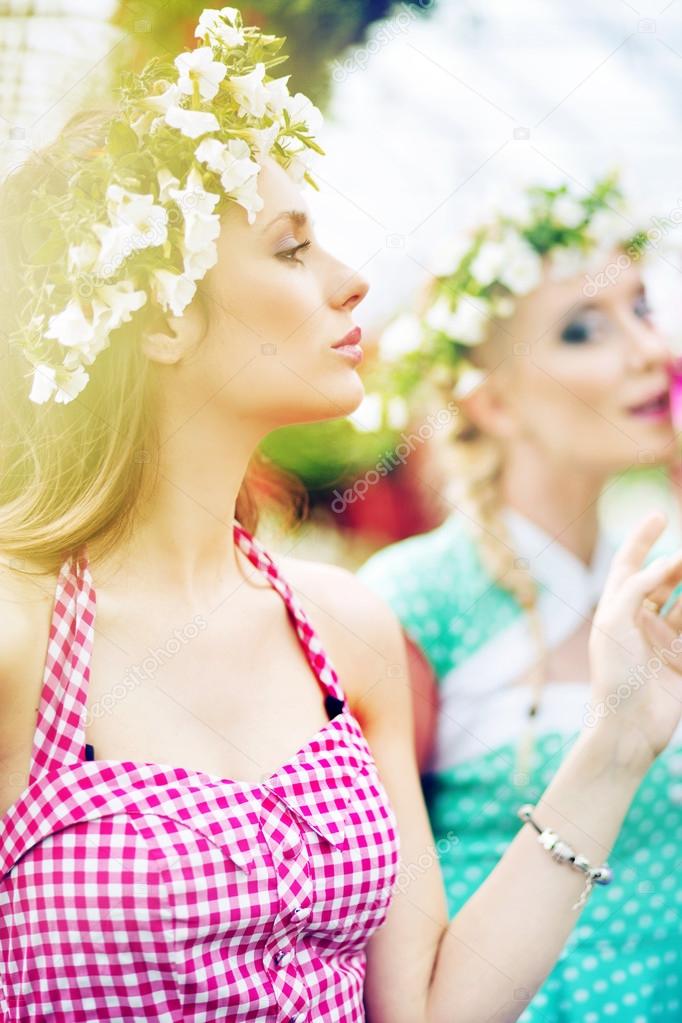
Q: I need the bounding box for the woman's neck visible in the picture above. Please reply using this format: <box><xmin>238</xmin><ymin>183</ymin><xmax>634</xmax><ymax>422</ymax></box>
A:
<box><xmin>501</xmin><ymin>451</ymin><xmax>606</xmax><ymax>566</ymax></box>
<box><xmin>86</xmin><ymin>409</ymin><xmax>264</xmax><ymax>603</ymax></box>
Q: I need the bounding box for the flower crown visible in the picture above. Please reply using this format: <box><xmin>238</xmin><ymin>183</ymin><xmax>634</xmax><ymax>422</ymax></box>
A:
<box><xmin>9</xmin><ymin>6</ymin><xmax>324</xmax><ymax>407</ymax></box>
<box><xmin>376</xmin><ymin>173</ymin><xmax>654</xmax><ymax>405</ymax></box>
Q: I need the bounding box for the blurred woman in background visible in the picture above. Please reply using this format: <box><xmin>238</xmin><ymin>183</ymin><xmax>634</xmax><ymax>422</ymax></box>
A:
<box><xmin>359</xmin><ymin>175</ymin><xmax>682</xmax><ymax>1023</ymax></box>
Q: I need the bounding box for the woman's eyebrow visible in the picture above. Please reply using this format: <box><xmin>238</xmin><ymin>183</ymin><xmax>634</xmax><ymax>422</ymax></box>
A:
<box><xmin>260</xmin><ymin>210</ymin><xmax>310</xmax><ymax>234</ymax></box>
<box><xmin>564</xmin><ymin>301</ymin><xmax>598</xmax><ymax>317</ymax></box>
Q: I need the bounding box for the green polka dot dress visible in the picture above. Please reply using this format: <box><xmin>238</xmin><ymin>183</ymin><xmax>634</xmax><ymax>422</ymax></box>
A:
<box><xmin>359</xmin><ymin>507</ymin><xmax>682</xmax><ymax>1022</ymax></box>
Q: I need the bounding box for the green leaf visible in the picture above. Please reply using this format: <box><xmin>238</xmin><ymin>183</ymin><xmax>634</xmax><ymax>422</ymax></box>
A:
<box><xmin>28</xmin><ymin>235</ymin><xmax>67</xmax><ymax>266</ymax></box>
<box><xmin>108</xmin><ymin>120</ymin><xmax>139</xmax><ymax>158</ymax></box>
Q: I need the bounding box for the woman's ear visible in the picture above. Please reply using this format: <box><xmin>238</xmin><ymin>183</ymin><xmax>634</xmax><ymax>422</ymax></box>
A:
<box><xmin>141</xmin><ymin>299</ymin><xmax>206</xmax><ymax>366</ymax></box>
<box><xmin>459</xmin><ymin>370</ymin><xmax>518</xmax><ymax>440</ymax></box>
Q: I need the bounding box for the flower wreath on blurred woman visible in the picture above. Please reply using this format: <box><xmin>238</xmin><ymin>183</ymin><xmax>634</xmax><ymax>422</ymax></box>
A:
<box><xmin>359</xmin><ymin>175</ymin><xmax>682</xmax><ymax>1023</ymax></box>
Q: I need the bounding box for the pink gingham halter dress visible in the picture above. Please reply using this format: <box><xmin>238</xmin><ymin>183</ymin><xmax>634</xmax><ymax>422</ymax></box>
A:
<box><xmin>0</xmin><ymin>524</ymin><xmax>400</xmax><ymax>1023</ymax></box>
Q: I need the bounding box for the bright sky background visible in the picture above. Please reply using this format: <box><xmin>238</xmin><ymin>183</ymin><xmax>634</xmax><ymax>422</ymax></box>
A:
<box><xmin>309</xmin><ymin>0</ymin><xmax>682</xmax><ymax>342</ymax></box>
<box><xmin>306</xmin><ymin>0</ymin><xmax>682</xmax><ymax>545</ymax></box>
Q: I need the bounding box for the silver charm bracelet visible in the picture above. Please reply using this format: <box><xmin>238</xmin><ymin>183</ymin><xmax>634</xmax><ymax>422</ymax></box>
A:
<box><xmin>517</xmin><ymin>804</ymin><xmax>613</xmax><ymax>910</ymax></box>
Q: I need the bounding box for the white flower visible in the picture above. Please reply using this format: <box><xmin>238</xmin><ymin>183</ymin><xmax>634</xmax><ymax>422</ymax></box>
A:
<box><xmin>350</xmin><ymin>393</ymin><xmax>383</xmax><ymax>432</ymax></box>
<box><xmin>284</xmin><ymin>92</ymin><xmax>324</xmax><ymax>134</ymax></box>
<box><xmin>45</xmin><ymin>300</ymin><xmax>99</xmax><ymax>350</ymax></box>
<box><xmin>230</xmin><ymin>173</ymin><xmax>264</xmax><ymax>225</ymax></box>
<box><xmin>429</xmin><ymin>235</ymin><xmax>470</xmax><ymax>277</ymax></box>
<box><xmin>283</xmin><ymin>146</ymin><xmax>315</xmax><ymax>185</ymax></box>
<box><xmin>171</xmin><ymin>167</ymin><xmax>220</xmax><ymax>216</ymax></box>
<box><xmin>168</xmin><ymin>166</ymin><xmax>221</xmax><ymax>253</ymax></box>
<box><xmin>469</xmin><ymin>241</ymin><xmax>505</xmax><ymax>287</ymax></box>
<box><xmin>92</xmin><ymin>188</ymin><xmax>168</xmax><ymax>275</ymax></box>
<box><xmin>184</xmin><ymin>211</ymin><xmax>221</xmax><ymax>255</ymax></box>
<box><xmin>164</xmin><ymin>104</ymin><xmax>220</xmax><ymax>139</ymax></box>
<box><xmin>143</xmin><ymin>81</ymin><xmax>182</xmax><ymax>113</ymax></box>
<box><xmin>106</xmin><ymin>185</ymin><xmax>169</xmax><ymax>252</ymax></box>
<box><xmin>92</xmin><ymin>224</ymin><xmax>132</xmax><ymax>277</ymax></box>
<box><xmin>157</xmin><ymin>168</ymin><xmax>181</xmax><ymax>202</ymax></box>
<box><xmin>43</xmin><ymin>286</ymin><xmax>145</xmax><ymax>368</ymax></box>
<box><xmin>29</xmin><ymin>363</ymin><xmax>89</xmax><ymax>405</ymax></box>
<box><xmin>230</xmin><ymin>63</ymin><xmax>268</xmax><ymax>118</ymax></box>
<box><xmin>552</xmin><ymin>194</ymin><xmax>586</xmax><ymax>228</ymax></box>
<box><xmin>194</xmin><ymin>7</ymin><xmax>244</xmax><ymax>48</ymax></box>
<box><xmin>195</xmin><ymin>137</ymin><xmax>260</xmax><ymax>193</ymax></box>
<box><xmin>175</xmin><ymin>47</ymin><xmax>227</xmax><ymax>102</ymax></box>
<box><xmin>97</xmin><ymin>281</ymin><xmax>147</xmax><ymax>331</ymax></box>
<box><xmin>29</xmin><ymin>364</ymin><xmax>59</xmax><ymax>405</ymax></box>
<box><xmin>151</xmin><ymin>270</ymin><xmax>197</xmax><ymax>317</ymax></box>
<box><xmin>264</xmin><ymin>76</ymin><xmax>291</xmax><ymax>116</ymax></box>
<box><xmin>378</xmin><ymin>313</ymin><xmax>423</xmax><ymax>362</ymax></box>
<box><xmin>586</xmin><ymin>208</ymin><xmax>629</xmax><ymax>251</ymax></box>
<box><xmin>57</xmin><ymin>365</ymin><xmax>90</xmax><ymax>404</ymax></box>
<box><xmin>386</xmin><ymin>396</ymin><xmax>409</xmax><ymax>430</ymax></box>
<box><xmin>245</xmin><ymin>122</ymin><xmax>281</xmax><ymax>160</ymax></box>
<box><xmin>183</xmin><ymin>240</ymin><xmax>219</xmax><ymax>281</ymax></box>
<box><xmin>194</xmin><ymin>137</ymin><xmax>227</xmax><ymax>174</ymax></box>
<box><xmin>445</xmin><ymin>296</ymin><xmax>490</xmax><ymax>344</ymax></box>
<box><xmin>130</xmin><ymin>110</ymin><xmax>156</xmax><ymax>140</ymax></box>
<box><xmin>453</xmin><ymin>364</ymin><xmax>485</xmax><ymax>399</ymax></box>
<box><xmin>426</xmin><ymin>295</ymin><xmax>454</xmax><ymax>334</ymax></box>
<box><xmin>548</xmin><ymin>246</ymin><xmax>587</xmax><ymax>281</ymax></box>
<box><xmin>68</xmin><ymin>240</ymin><xmax>98</xmax><ymax>275</ymax></box>
<box><xmin>427</xmin><ymin>295</ymin><xmax>489</xmax><ymax>344</ymax></box>
<box><xmin>497</xmin><ymin>231</ymin><xmax>542</xmax><ymax>294</ymax></box>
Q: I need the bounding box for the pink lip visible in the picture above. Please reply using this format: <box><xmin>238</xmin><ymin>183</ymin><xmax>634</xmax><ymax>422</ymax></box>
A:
<box><xmin>332</xmin><ymin>327</ymin><xmax>362</xmax><ymax>349</ymax></box>
<box><xmin>331</xmin><ymin>326</ymin><xmax>363</xmax><ymax>366</ymax></box>
<box><xmin>333</xmin><ymin>344</ymin><xmax>363</xmax><ymax>367</ymax></box>
<box><xmin>626</xmin><ymin>389</ymin><xmax>671</xmax><ymax>421</ymax></box>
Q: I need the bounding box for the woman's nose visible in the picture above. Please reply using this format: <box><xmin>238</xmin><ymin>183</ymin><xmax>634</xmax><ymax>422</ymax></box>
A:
<box><xmin>627</xmin><ymin>316</ymin><xmax>672</xmax><ymax>370</ymax></box>
<box><xmin>333</xmin><ymin>265</ymin><xmax>370</xmax><ymax>311</ymax></box>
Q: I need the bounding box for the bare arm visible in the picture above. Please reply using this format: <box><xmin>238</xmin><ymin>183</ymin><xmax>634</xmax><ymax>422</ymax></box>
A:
<box><xmin>403</xmin><ymin>630</ymin><xmax>438</xmax><ymax>774</ymax></box>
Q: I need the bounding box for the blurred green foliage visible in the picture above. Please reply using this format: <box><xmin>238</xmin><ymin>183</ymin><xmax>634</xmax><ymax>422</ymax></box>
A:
<box><xmin>261</xmin><ymin>416</ymin><xmax>400</xmax><ymax>492</ymax></box>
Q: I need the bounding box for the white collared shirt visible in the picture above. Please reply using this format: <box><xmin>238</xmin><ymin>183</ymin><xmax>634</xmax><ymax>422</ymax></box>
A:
<box><xmin>432</xmin><ymin>508</ymin><xmax>620</xmax><ymax>773</ymax></box>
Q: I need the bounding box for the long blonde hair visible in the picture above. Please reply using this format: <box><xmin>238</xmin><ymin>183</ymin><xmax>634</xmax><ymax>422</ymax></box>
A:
<box><xmin>0</xmin><ymin>109</ymin><xmax>261</xmax><ymax>577</ymax></box>
<box><xmin>447</xmin><ymin>403</ymin><xmax>549</xmax><ymax>778</ymax></box>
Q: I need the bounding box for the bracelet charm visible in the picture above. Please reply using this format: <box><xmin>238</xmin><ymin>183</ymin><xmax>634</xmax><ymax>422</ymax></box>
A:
<box><xmin>517</xmin><ymin>804</ymin><xmax>613</xmax><ymax>910</ymax></box>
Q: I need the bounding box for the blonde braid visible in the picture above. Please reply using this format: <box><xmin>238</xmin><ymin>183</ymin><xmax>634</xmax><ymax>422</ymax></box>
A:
<box><xmin>446</xmin><ymin>400</ymin><xmax>549</xmax><ymax>783</ymax></box>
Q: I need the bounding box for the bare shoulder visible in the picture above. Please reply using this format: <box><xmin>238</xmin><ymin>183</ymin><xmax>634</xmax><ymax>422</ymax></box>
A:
<box><xmin>278</xmin><ymin>554</ymin><xmax>411</xmax><ymax>729</ymax></box>
<box><xmin>280</xmin><ymin>554</ymin><xmax>397</xmax><ymax>612</ymax></box>
<box><xmin>0</xmin><ymin>556</ymin><xmax>56</xmax><ymax>680</ymax></box>
<box><xmin>279</xmin><ymin>555</ymin><xmax>404</xmax><ymax>651</ymax></box>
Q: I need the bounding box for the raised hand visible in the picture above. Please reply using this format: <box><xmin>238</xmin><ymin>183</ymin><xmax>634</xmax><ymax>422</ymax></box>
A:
<box><xmin>588</xmin><ymin>510</ymin><xmax>682</xmax><ymax>762</ymax></box>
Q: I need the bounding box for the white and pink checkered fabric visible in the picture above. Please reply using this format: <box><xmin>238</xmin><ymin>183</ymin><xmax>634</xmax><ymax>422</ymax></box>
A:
<box><xmin>0</xmin><ymin>523</ymin><xmax>400</xmax><ymax>1022</ymax></box>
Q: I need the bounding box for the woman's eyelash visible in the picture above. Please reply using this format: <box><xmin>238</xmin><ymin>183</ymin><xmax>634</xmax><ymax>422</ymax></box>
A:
<box><xmin>277</xmin><ymin>239</ymin><xmax>311</xmax><ymax>264</ymax></box>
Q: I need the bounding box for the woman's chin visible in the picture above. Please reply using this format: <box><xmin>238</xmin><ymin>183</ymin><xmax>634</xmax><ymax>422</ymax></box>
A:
<box><xmin>317</xmin><ymin>372</ymin><xmax>366</xmax><ymax>420</ymax></box>
<box><xmin>269</xmin><ymin>378</ymin><xmax>365</xmax><ymax>429</ymax></box>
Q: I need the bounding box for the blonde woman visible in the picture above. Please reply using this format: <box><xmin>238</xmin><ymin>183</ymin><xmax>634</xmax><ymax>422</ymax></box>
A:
<box><xmin>0</xmin><ymin>15</ymin><xmax>681</xmax><ymax>1022</ymax></box>
<box><xmin>359</xmin><ymin>178</ymin><xmax>682</xmax><ymax>1022</ymax></box>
